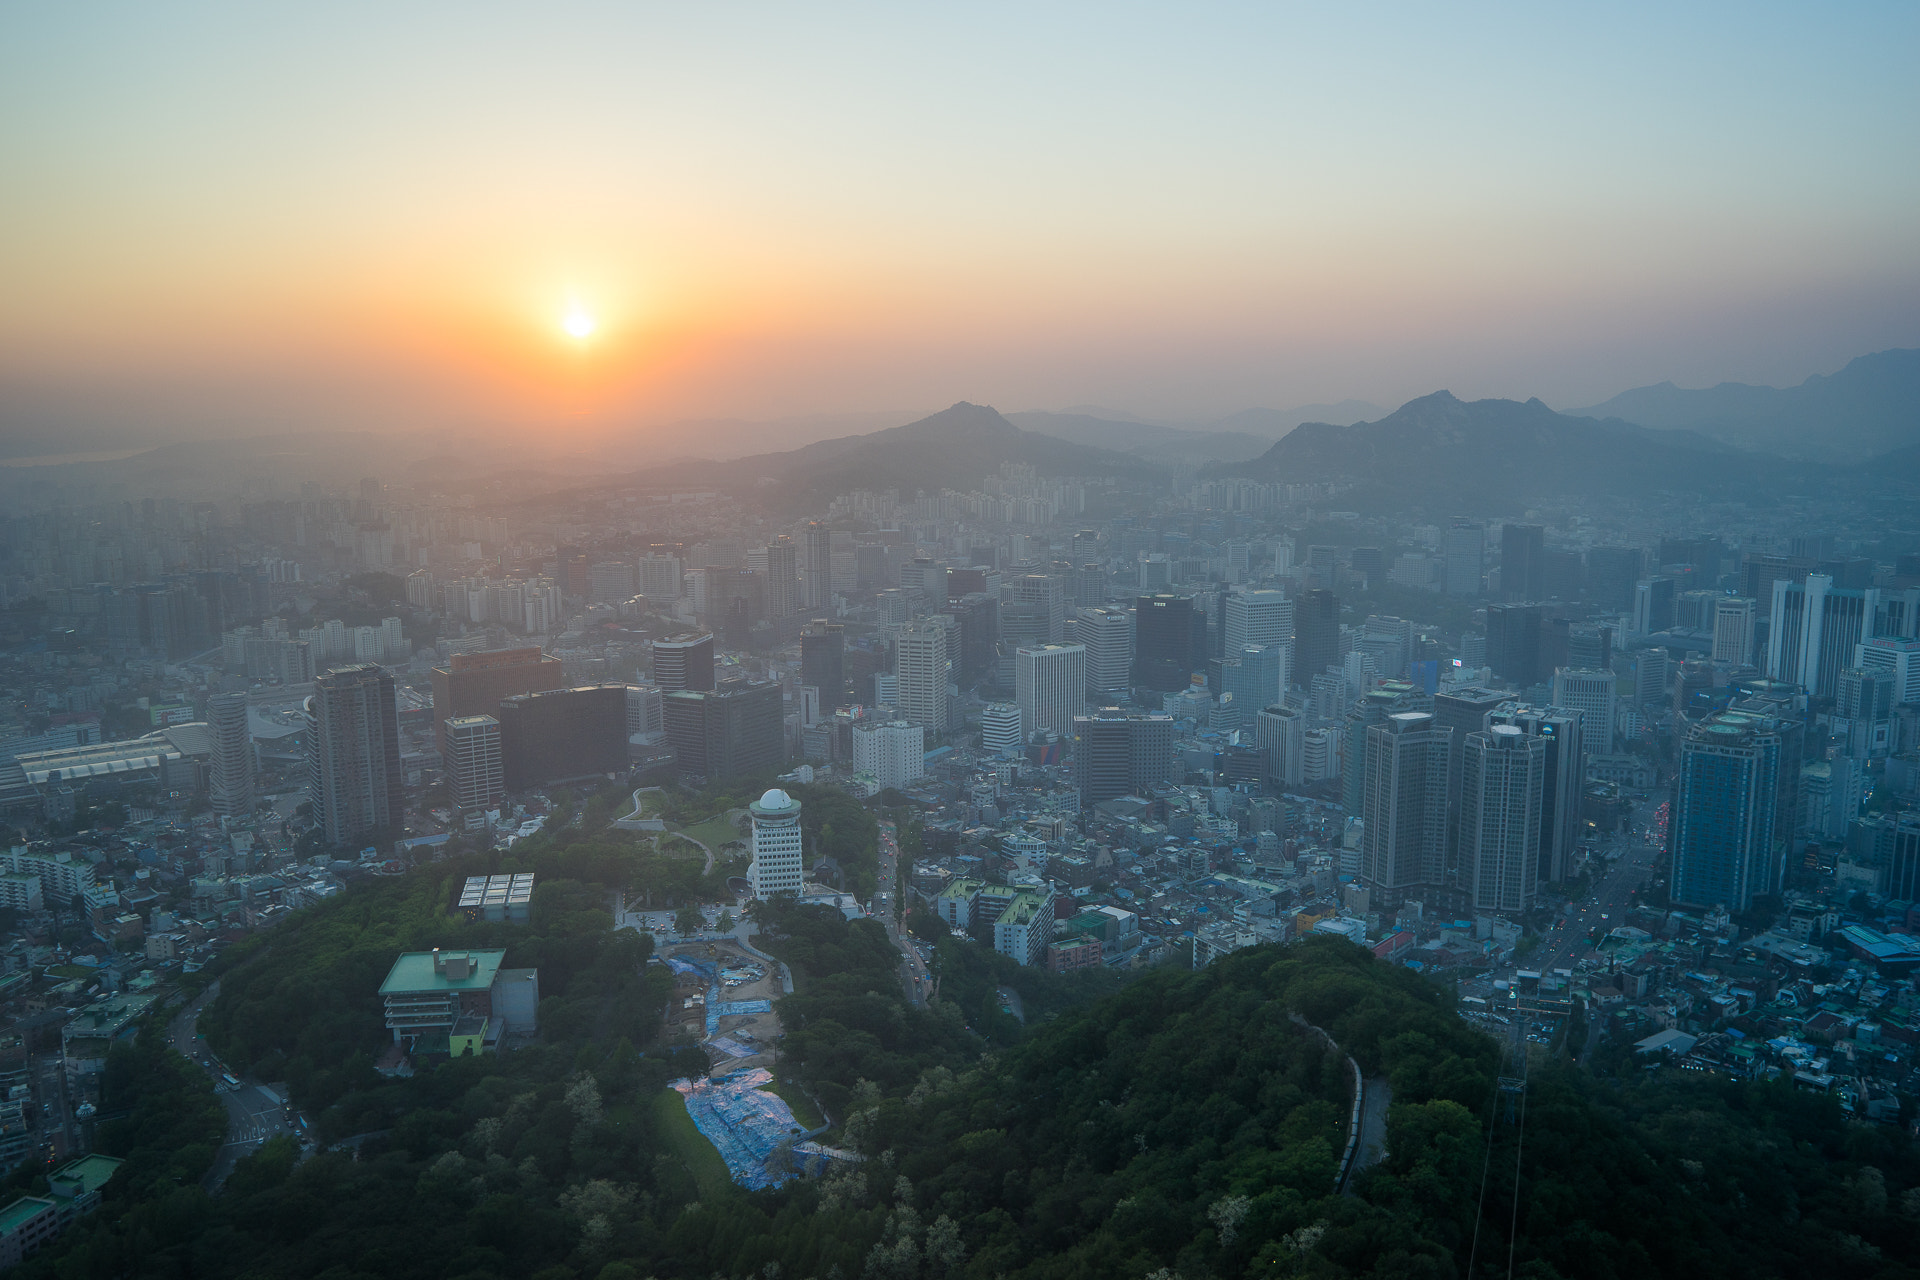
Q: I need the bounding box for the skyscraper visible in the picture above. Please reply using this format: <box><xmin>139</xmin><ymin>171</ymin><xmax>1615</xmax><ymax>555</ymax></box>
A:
<box><xmin>1132</xmin><ymin>594</ymin><xmax>1198</xmax><ymax>692</ymax></box>
<box><xmin>1074</xmin><ymin>605</ymin><xmax>1134</xmax><ymax>698</ymax></box>
<box><xmin>1767</xmin><ymin>574</ymin><xmax>1878</xmax><ymax>699</ymax></box>
<box><xmin>1461</xmin><ymin>725</ymin><xmax>1546</xmax><ymax>914</ymax></box>
<box><xmin>894</xmin><ymin>623</ymin><xmax>949</xmax><ymax>730</ymax></box>
<box><xmin>497</xmin><ymin>686</ymin><xmax>628</xmax><ymax>790</ymax></box>
<box><xmin>651</xmin><ymin>632</ymin><xmax>716</xmax><ymax>693</ymax></box>
<box><xmin>1010</xmin><ymin>573</ymin><xmax>1067</xmax><ymax>643</ymax></box>
<box><xmin>1500</xmin><ymin>523</ymin><xmax>1545</xmax><ymax>601</ymax></box>
<box><xmin>800</xmin><ymin>620</ymin><xmax>846</xmax><ymax>711</ymax></box>
<box><xmin>1359</xmin><ymin>712</ymin><xmax>1451</xmax><ymax>900</ymax></box>
<box><xmin>980</xmin><ymin>702</ymin><xmax>1023</xmax><ymax>755</ymax></box>
<box><xmin>1550</xmin><ymin>668</ymin><xmax>1616</xmax><ymax>755</ymax></box>
<box><xmin>430</xmin><ymin>646</ymin><xmax>567</xmax><ymax>760</ymax></box>
<box><xmin>852</xmin><ymin>720</ymin><xmax>926</xmax><ymax>792</ymax></box>
<box><xmin>207</xmin><ymin>692</ymin><xmax>254</xmax><ymax>820</ymax></box>
<box><xmin>1486</xmin><ymin>603</ymin><xmax>1545</xmax><ymax>689</ymax></box>
<box><xmin>1292</xmin><ymin>588</ymin><xmax>1339</xmax><ymax>690</ymax></box>
<box><xmin>1585</xmin><ymin>545</ymin><xmax>1642</xmax><ymax>613</ymax></box>
<box><xmin>1672</xmin><ymin>711</ymin><xmax>1781</xmax><ymax>910</ymax></box>
<box><xmin>1016</xmin><ymin>643</ymin><xmax>1086</xmax><ymax>739</ymax></box>
<box><xmin>802</xmin><ymin>522</ymin><xmax>834</xmax><ymax>610</ymax></box>
<box><xmin>1633</xmin><ymin>577</ymin><xmax>1675</xmax><ymax>635</ymax></box>
<box><xmin>1213</xmin><ymin>645</ymin><xmax>1281</xmax><ymax>734</ymax></box>
<box><xmin>1072</xmin><ymin>709</ymin><xmax>1175</xmax><ymax>806</ymax></box>
<box><xmin>1856</xmin><ymin>636</ymin><xmax>1920</xmax><ymax>707</ymax></box>
<box><xmin>1255</xmin><ymin>703</ymin><xmax>1307</xmax><ymax>788</ymax></box>
<box><xmin>445</xmin><ymin>714</ymin><xmax>505</xmax><ymax>810</ymax></box>
<box><xmin>1444</xmin><ymin>519</ymin><xmax>1484</xmax><ymax>597</ymax></box>
<box><xmin>1486</xmin><ymin>704</ymin><xmax>1584</xmax><ymax>885</ymax></box>
<box><xmin>1223</xmin><ymin>589</ymin><xmax>1293</xmax><ymax>697</ymax></box>
<box><xmin>306</xmin><ymin>663</ymin><xmax>401</xmax><ymax>848</ymax></box>
<box><xmin>663</xmin><ymin>679</ymin><xmax>785</xmax><ymax>785</ymax></box>
<box><xmin>763</xmin><ymin>536</ymin><xmax>800</xmax><ymax>622</ymax></box>
<box><xmin>749</xmin><ymin>787</ymin><xmax>804</xmax><ymax>899</ymax></box>
<box><xmin>1712</xmin><ymin>597</ymin><xmax>1757</xmax><ymax>666</ymax></box>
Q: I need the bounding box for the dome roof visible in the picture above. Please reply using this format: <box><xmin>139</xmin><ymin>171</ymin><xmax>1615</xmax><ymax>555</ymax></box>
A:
<box><xmin>759</xmin><ymin>788</ymin><xmax>793</xmax><ymax>808</ymax></box>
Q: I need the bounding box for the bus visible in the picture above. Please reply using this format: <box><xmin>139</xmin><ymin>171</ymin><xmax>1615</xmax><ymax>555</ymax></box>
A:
<box><xmin>220</xmin><ymin>1073</ymin><xmax>240</xmax><ymax>1089</ymax></box>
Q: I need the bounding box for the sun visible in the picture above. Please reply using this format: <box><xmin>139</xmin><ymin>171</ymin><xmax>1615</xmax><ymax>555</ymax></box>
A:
<box><xmin>561</xmin><ymin>306</ymin><xmax>597</xmax><ymax>340</ymax></box>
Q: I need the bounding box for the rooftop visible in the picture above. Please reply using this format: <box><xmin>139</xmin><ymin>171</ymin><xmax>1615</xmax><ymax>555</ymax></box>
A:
<box><xmin>50</xmin><ymin>1154</ymin><xmax>125</xmax><ymax>1196</ymax></box>
<box><xmin>379</xmin><ymin>949</ymin><xmax>508</xmax><ymax>994</ymax></box>
<box><xmin>0</xmin><ymin>1196</ymin><xmax>54</xmax><ymax>1234</ymax></box>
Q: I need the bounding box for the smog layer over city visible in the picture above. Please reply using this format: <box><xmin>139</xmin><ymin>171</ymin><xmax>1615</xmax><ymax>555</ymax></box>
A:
<box><xmin>0</xmin><ymin>6</ymin><xmax>1918</xmax><ymax>1280</ymax></box>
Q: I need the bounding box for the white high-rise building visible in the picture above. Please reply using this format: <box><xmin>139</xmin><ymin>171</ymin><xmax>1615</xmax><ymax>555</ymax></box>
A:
<box><xmin>1073</xmin><ymin>606</ymin><xmax>1133</xmax><ymax>697</ymax></box>
<box><xmin>1461</xmin><ymin>725</ymin><xmax>1546</xmax><ymax>914</ymax></box>
<box><xmin>852</xmin><ymin>720</ymin><xmax>925</xmax><ymax>792</ymax></box>
<box><xmin>638</xmin><ymin>554</ymin><xmax>683</xmax><ymax>600</ymax></box>
<box><xmin>1255</xmin><ymin>703</ymin><xmax>1306</xmax><ymax>788</ymax></box>
<box><xmin>1015</xmin><ymin>643</ymin><xmax>1086</xmax><ymax>740</ymax></box>
<box><xmin>207</xmin><ymin>692</ymin><xmax>255</xmax><ymax>820</ymax></box>
<box><xmin>445</xmin><ymin>714</ymin><xmax>504</xmax><ymax>810</ymax></box>
<box><xmin>1857</xmin><ymin>636</ymin><xmax>1920</xmax><ymax>707</ymax></box>
<box><xmin>894</xmin><ymin>623</ymin><xmax>949</xmax><ymax>730</ymax></box>
<box><xmin>354</xmin><ymin>625</ymin><xmax>383</xmax><ymax>662</ymax></box>
<box><xmin>981</xmin><ymin>702</ymin><xmax>1023</xmax><ymax>754</ymax></box>
<box><xmin>749</xmin><ymin>788</ymin><xmax>805</xmax><ymax>898</ymax></box>
<box><xmin>1224</xmin><ymin>590</ymin><xmax>1293</xmax><ymax>698</ymax></box>
<box><xmin>1359</xmin><ymin>712</ymin><xmax>1450</xmax><ymax>898</ymax></box>
<box><xmin>1550</xmin><ymin>668</ymin><xmax>1616</xmax><ymax>754</ymax></box>
<box><xmin>625</xmin><ymin>684</ymin><xmax>664</xmax><ymax>737</ymax></box>
<box><xmin>1712</xmin><ymin>597</ymin><xmax>1757</xmax><ymax>666</ymax></box>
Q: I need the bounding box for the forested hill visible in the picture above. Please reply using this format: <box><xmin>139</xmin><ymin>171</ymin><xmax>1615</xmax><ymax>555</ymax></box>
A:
<box><xmin>10</xmin><ymin>839</ymin><xmax>1918</xmax><ymax>1280</ymax></box>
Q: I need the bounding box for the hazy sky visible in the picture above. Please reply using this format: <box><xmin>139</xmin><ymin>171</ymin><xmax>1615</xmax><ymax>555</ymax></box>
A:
<box><xmin>3</xmin><ymin>2</ymin><xmax>1916</xmax><ymax>449</ymax></box>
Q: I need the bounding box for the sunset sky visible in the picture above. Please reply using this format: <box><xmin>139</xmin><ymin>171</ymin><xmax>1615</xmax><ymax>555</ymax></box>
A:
<box><xmin>2</xmin><ymin>2</ymin><xmax>1916</xmax><ymax>451</ymax></box>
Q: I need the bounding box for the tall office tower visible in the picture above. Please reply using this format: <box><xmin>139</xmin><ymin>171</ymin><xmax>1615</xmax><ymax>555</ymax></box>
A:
<box><xmin>748</xmin><ymin>787</ymin><xmax>804</xmax><ymax>899</ymax></box>
<box><xmin>800</xmin><ymin>621</ymin><xmax>846</xmax><ymax>711</ymax></box>
<box><xmin>1485</xmin><ymin>603</ymin><xmax>1544</xmax><ymax>689</ymax></box>
<box><xmin>1741</xmin><ymin>552</ymin><xmax>1817</xmax><ymax>620</ymax></box>
<box><xmin>1070</xmin><ymin>564</ymin><xmax>1107</xmax><ymax>608</ymax></box>
<box><xmin>894</xmin><ymin>623</ymin><xmax>949</xmax><ymax>730</ymax></box>
<box><xmin>1551</xmin><ymin>668</ymin><xmax>1616</xmax><ymax>754</ymax></box>
<box><xmin>651</xmin><ymin>632</ymin><xmax>716</xmax><ymax>693</ymax></box>
<box><xmin>801</xmin><ymin>522</ymin><xmax>833</xmax><ymax>609</ymax></box>
<box><xmin>1292</xmin><ymin>588</ymin><xmax>1339</xmax><ymax>690</ymax></box>
<box><xmin>1633</xmin><ymin>648</ymin><xmax>1670</xmax><ymax>706</ymax></box>
<box><xmin>1075</xmin><ymin>606</ymin><xmax>1134</xmax><ymax>698</ymax></box>
<box><xmin>1255</xmin><ymin>702</ymin><xmax>1307</xmax><ymax>787</ymax></box>
<box><xmin>1836</xmin><ymin>666</ymin><xmax>1895</xmax><ymax>759</ymax></box>
<box><xmin>1565</xmin><ymin>622</ymin><xmax>1612</xmax><ymax>672</ymax></box>
<box><xmin>1223</xmin><ymin>589</ymin><xmax>1293</xmax><ymax>695</ymax></box>
<box><xmin>1632</xmin><ymin>577</ymin><xmax>1676</xmax><ymax>635</ymax></box>
<box><xmin>948</xmin><ymin>593</ymin><xmax>999</xmax><ymax>682</ymax></box>
<box><xmin>1890</xmin><ymin>813</ymin><xmax>1920</xmax><ymax>902</ymax></box>
<box><xmin>1486</xmin><ymin>705</ymin><xmax>1584</xmax><ymax>885</ymax></box>
<box><xmin>1340</xmin><ymin>685</ymin><xmax>1428</xmax><ymax>814</ymax></box>
<box><xmin>1856</xmin><ymin>636</ymin><xmax>1920</xmax><ymax>707</ymax></box>
<box><xmin>445</xmin><ymin>714</ymin><xmax>505</xmax><ymax>810</ymax></box>
<box><xmin>1349</xmin><ymin>546</ymin><xmax>1384</xmax><ymax>586</ymax></box>
<box><xmin>1432</xmin><ymin>684</ymin><xmax>1514</xmax><ymax>876</ymax></box>
<box><xmin>1016</xmin><ymin>643</ymin><xmax>1086</xmax><ymax>739</ymax></box>
<box><xmin>1461</xmin><ymin>725</ymin><xmax>1546</xmax><ymax>913</ymax></box>
<box><xmin>558</xmin><ymin>550</ymin><xmax>592</xmax><ymax>599</ymax></box>
<box><xmin>663</xmin><ymin>679</ymin><xmax>786</xmax><ymax>785</ymax></box>
<box><xmin>1010</xmin><ymin>573</ymin><xmax>1067</xmax><ymax>642</ymax></box>
<box><xmin>638</xmin><ymin>553</ymin><xmax>684</xmax><ymax>600</ymax></box>
<box><xmin>430</xmin><ymin>646</ymin><xmax>568</xmax><ymax>760</ymax></box>
<box><xmin>1712</xmin><ymin>597</ymin><xmax>1758</xmax><ymax>666</ymax></box>
<box><xmin>1444</xmin><ymin>519</ymin><xmax>1485</xmax><ymax>597</ymax></box>
<box><xmin>306</xmin><ymin>664</ymin><xmax>401</xmax><ymax>848</ymax></box>
<box><xmin>589</xmin><ymin>560</ymin><xmax>636</xmax><ymax>605</ymax></box>
<box><xmin>852</xmin><ymin>720</ymin><xmax>926</xmax><ymax>792</ymax></box>
<box><xmin>1073</xmin><ymin>709</ymin><xmax>1175</xmax><ymax>806</ymax></box>
<box><xmin>1000</xmin><ymin>598</ymin><xmax>1053</xmax><ymax>650</ymax></box>
<box><xmin>1768</xmin><ymin>574</ymin><xmax>1879</xmax><ymax>699</ymax></box>
<box><xmin>207</xmin><ymin>692</ymin><xmax>255</xmax><ymax>820</ymax></box>
<box><xmin>1132</xmin><ymin>594</ymin><xmax>1198</xmax><ymax>692</ymax></box>
<box><xmin>1359</xmin><ymin>712</ymin><xmax>1452</xmax><ymax>900</ymax></box>
<box><xmin>763</xmin><ymin>536</ymin><xmax>800</xmax><ymax>621</ymax></box>
<box><xmin>980</xmin><ymin>702</ymin><xmax>1024</xmax><ymax>755</ymax></box>
<box><xmin>1500</xmin><ymin>524</ymin><xmax>1545</xmax><ymax>601</ymax></box>
<box><xmin>497</xmin><ymin>686</ymin><xmax>628</xmax><ymax>790</ymax></box>
<box><xmin>1213</xmin><ymin>645</ymin><xmax>1282</xmax><ymax>733</ymax></box>
<box><xmin>625</xmin><ymin>684</ymin><xmax>664</xmax><ymax>737</ymax></box>
<box><xmin>1585</xmin><ymin>545</ymin><xmax>1643</xmax><ymax>613</ymax></box>
<box><xmin>1671</xmin><ymin>711</ymin><xmax>1782</xmax><ymax>910</ymax></box>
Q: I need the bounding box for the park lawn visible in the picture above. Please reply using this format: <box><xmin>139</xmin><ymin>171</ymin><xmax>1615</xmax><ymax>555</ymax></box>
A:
<box><xmin>760</xmin><ymin>1080</ymin><xmax>825</xmax><ymax>1130</ymax></box>
<box><xmin>680</xmin><ymin>813</ymin><xmax>743</xmax><ymax>851</ymax></box>
<box><xmin>652</xmin><ymin>1089</ymin><xmax>734</xmax><ymax>1202</ymax></box>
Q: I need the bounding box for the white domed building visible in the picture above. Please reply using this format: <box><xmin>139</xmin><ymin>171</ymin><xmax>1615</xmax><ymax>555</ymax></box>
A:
<box><xmin>748</xmin><ymin>787</ymin><xmax>804</xmax><ymax>898</ymax></box>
